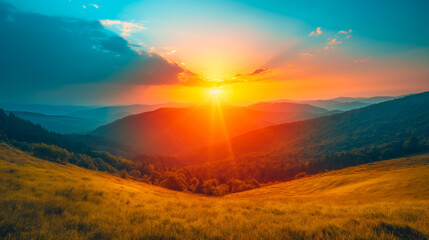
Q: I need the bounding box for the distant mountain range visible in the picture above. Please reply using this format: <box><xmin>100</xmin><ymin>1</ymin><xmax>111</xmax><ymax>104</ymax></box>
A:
<box><xmin>329</xmin><ymin>96</ymin><xmax>399</xmax><ymax>103</ymax></box>
<box><xmin>0</xmin><ymin>102</ymin><xmax>188</xmax><ymax>134</ymax></box>
<box><xmin>301</xmin><ymin>100</ymin><xmax>372</xmax><ymax>111</ymax></box>
<box><xmin>0</xmin><ymin>102</ymin><xmax>93</xmax><ymax>116</ymax></box>
<box><xmin>91</xmin><ymin>103</ymin><xmax>338</xmax><ymax>154</ymax></box>
<box><xmin>68</xmin><ymin>103</ymin><xmax>188</xmax><ymax>122</ymax></box>
<box><xmin>247</xmin><ymin>102</ymin><xmax>334</xmax><ymax>114</ymax></box>
<box><xmin>272</xmin><ymin>95</ymin><xmax>403</xmax><ymax>111</ymax></box>
<box><xmin>6</xmin><ymin>111</ymin><xmax>104</xmax><ymax>134</ymax></box>
<box><xmin>0</xmin><ymin>95</ymin><xmax>405</xmax><ymax>135</ymax></box>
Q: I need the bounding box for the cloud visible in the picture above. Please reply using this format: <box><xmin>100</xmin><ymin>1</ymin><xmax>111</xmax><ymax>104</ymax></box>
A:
<box><xmin>0</xmin><ymin>2</ymin><xmax>200</xmax><ymax>103</ymax></box>
<box><xmin>111</xmin><ymin>53</ymin><xmax>203</xmax><ymax>86</ymax></box>
<box><xmin>100</xmin><ymin>19</ymin><xmax>144</xmax><ymax>37</ymax></box>
<box><xmin>338</xmin><ymin>29</ymin><xmax>352</xmax><ymax>39</ymax></box>
<box><xmin>327</xmin><ymin>38</ymin><xmax>342</xmax><ymax>45</ymax></box>
<box><xmin>250</xmin><ymin>68</ymin><xmax>270</xmax><ymax>76</ymax></box>
<box><xmin>299</xmin><ymin>53</ymin><xmax>314</xmax><ymax>60</ymax></box>
<box><xmin>178</xmin><ymin>70</ymin><xmax>205</xmax><ymax>86</ymax></box>
<box><xmin>324</xmin><ymin>29</ymin><xmax>352</xmax><ymax>50</ymax></box>
<box><xmin>324</xmin><ymin>38</ymin><xmax>343</xmax><ymax>50</ymax></box>
<box><xmin>354</xmin><ymin>57</ymin><xmax>373</xmax><ymax>63</ymax></box>
<box><xmin>89</xmin><ymin>3</ymin><xmax>99</xmax><ymax>9</ymax></box>
<box><xmin>236</xmin><ymin>68</ymin><xmax>270</xmax><ymax>77</ymax></box>
<box><xmin>149</xmin><ymin>46</ymin><xmax>177</xmax><ymax>57</ymax></box>
<box><xmin>309</xmin><ymin>27</ymin><xmax>322</xmax><ymax>36</ymax></box>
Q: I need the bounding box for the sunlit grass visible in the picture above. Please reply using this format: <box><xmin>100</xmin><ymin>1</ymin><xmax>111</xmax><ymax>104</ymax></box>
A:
<box><xmin>0</xmin><ymin>143</ymin><xmax>428</xmax><ymax>239</ymax></box>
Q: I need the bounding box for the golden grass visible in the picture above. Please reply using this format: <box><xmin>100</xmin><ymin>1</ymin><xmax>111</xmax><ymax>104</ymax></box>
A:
<box><xmin>0</xmin><ymin>142</ymin><xmax>428</xmax><ymax>239</ymax></box>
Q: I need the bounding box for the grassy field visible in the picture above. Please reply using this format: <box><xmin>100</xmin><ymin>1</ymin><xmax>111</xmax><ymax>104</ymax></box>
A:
<box><xmin>0</xmin><ymin>142</ymin><xmax>428</xmax><ymax>239</ymax></box>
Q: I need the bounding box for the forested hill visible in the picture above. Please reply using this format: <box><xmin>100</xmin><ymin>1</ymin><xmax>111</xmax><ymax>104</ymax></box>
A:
<box><xmin>0</xmin><ymin>109</ymin><xmax>136</xmax><ymax>173</ymax></box>
<box><xmin>184</xmin><ymin>92</ymin><xmax>429</xmax><ymax>183</ymax></box>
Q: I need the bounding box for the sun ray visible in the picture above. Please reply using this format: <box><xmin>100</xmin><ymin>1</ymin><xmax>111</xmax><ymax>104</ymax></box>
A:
<box><xmin>210</xmin><ymin>96</ymin><xmax>235</xmax><ymax>162</ymax></box>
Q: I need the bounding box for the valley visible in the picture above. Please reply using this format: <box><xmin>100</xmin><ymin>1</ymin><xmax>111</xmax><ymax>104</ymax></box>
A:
<box><xmin>1</xmin><ymin>143</ymin><xmax>428</xmax><ymax>239</ymax></box>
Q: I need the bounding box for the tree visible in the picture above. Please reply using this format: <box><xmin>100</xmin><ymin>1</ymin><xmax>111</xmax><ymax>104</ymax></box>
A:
<box><xmin>159</xmin><ymin>172</ymin><xmax>188</xmax><ymax>191</ymax></box>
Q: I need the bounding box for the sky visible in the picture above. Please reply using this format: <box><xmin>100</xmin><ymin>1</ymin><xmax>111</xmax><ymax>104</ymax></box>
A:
<box><xmin>0</xmin><ymin>0</ymin><xmax>428</xmax><ymax>105</ymax></box>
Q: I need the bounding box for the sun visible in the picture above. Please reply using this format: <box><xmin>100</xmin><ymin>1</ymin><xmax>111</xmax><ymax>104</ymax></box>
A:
<box><xmin>210</xmin><ymin>88</ymin><xmax>220</xmax><ymax>96</ymax></box>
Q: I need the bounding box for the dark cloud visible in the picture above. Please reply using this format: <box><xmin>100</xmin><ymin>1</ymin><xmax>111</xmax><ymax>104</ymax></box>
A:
<box><xmin>0</xmin><ymin>1</ymin><xmax>193</xmax><ymax>103</ymax></box>
<box><xmin>249</xmin><ymin>68</ymin><xmax>269</xmax><ymax>76</ymax></box>
<box><xmin>236</xmin><ymin>67</ymin><xmax>270</xmax><ymax>77</ymax></box>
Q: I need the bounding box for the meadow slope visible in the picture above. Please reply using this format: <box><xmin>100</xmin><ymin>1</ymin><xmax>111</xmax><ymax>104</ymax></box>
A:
<box><xmin>0</xmin><ymin>143</ymin><xmax>428</xmax><ymax>240</ymax></box>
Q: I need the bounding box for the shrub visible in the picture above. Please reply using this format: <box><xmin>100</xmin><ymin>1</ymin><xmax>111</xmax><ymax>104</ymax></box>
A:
<box><xmin>69</xmin><ymin>153</ymin><xmax>98</xmax><ymax>170</ymax></box>
<box><xmin>129</xmin><ymin>169</ymin><xmax>142</xmax><ymax>178</ymax></box>
<box><xmin>294</xmin><ymin>172</ymin><xmax>307</xmax><ymax>179</ymax></box>
<box><xmin>120</xmin><ymin>170</ymin><xmax>129</xmax><ymax>179</ymax></box>
<box><xmin>32</xmin><ymin>143</ymin><xmax>71</xmax><ymax>164</ymax></box>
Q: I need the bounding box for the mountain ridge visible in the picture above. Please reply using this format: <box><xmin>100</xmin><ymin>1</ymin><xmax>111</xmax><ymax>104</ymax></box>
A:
<box><xmin>91</xmin><ymin>103</ymin><xmax>338</xmax><ymax>154</ymax></box>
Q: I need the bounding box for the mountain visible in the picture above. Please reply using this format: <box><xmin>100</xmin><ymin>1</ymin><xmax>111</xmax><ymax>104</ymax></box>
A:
<box><xmin>0</xmin><ymin>102</ymin><xmax>190</xmax><ymax>126</ymax></box>
<box><xmin>7</xmin><ymin>111</ymin><xmax>104</xmax><ymax>134</ymax></box>
<box><xmin>91</xmin><ymin>104</ymin><xmax>335</xmax><ymax>155</ymax></box>
<box><xmin>271</xmin><ymin>95</ymin><xmax>403</xmax><ymax>111</ymax></box>
<box><xmin>68</xmin><ymin>103</ymin><xmax>188</xmax><ymax>123</ymax></box>
<box><xmin>247</xmin><ymin>102</ymin><xmax>332</xmax><ymax>114</ymax></box>
<box><xmin>301</xmin><ymin>95</ymin><xmax>404</xmax><ymax>111</ymax></box>
<box><xmin>301</xmin><ymin>100</ymin><xmax>371</xmax><ymax>111</ymax></box>
<box><xmin>0</xmin><ymin>102</ymin><xmax>93</xmax><ymax>116</ymax></box>
<box><xmin>330</xmin><ymin>96</ymin><xmax>399</xmax><ymax>104</ymax></box>
<box><xmin>185</xmin><ymin>92</ymin><xmax>429</xmax><ymax>182</ymax></box>
<box><xmin>1</xmin><ymin>143</ymin><xmax>428</xmax><ymax>239</ymax></box>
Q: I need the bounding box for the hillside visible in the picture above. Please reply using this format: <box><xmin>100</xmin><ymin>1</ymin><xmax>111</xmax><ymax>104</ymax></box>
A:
<box><xmin>185</xmin><ymin>92</ymin><xmax>429</xmax><ymax>182</ymax></box>
<box><xmin>1</xmin><ymin>143</ymin><xmax>428</xmax><ymax>239</ymax></box>
<box><xmin>227</xmin><ymin>91</ymin><xmax>429</xmax><ymax>157</ymax></box>
<box><xmin>7</xmin><ymin>111</ymin><xmax>104</xmax><ymax>134</ymax></box>
<box><xmin>0</xmin><ymin>109</ymin><xmax>135</xmax><ymax>167</ymax></box>
<box><xmin>92</xmin><ymin>104</ymin><xmax>332</xmax><ymax>155</ymax></box>
<box><xmin>230</xmin><ymin>154</ymin><xmax>429</xmax><ymax>200</ymax></box>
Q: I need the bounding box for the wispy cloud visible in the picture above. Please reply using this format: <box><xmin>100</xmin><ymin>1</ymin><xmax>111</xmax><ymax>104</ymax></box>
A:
<box><xmin>324</xmin><ymin>29</ymin><xmax>352</xmax><ymax>50</ymax></box>
<box><xmin>324</xmin><ymin>38</ymin><xmax>342</xmax><ymax>50</ymax></box>
<box><xmin>100</xmin><ymin>20</ymin><xmax>145</xmax><ymax>37</ymax></box>
<box><xmin>354</xmin><ymin>56</ymin><xmax>373</xmax><ymax>63</ymax></box>
<box><xmin>89</xmin><ymin>3</ymin><xmax>99</xmax><ymax>9</ymax></box>
<box><xmin>338</xmin><ymin>29</ymin><xmax>352</xmax><ymax>39</ymax></box>
<box><xmin>309</xmin><ymin>27</ymin><xmax>322</xmax><ymax>37</ymax></box>
<box><xmin>299</xmin><ymin>53</ymin><xmax>314</xmax><ymax>60</ymax></box>
<box><xmin>150</xmin><ymin>47</ymin><xmax>177</xmax><ymax>57</ymax></box>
